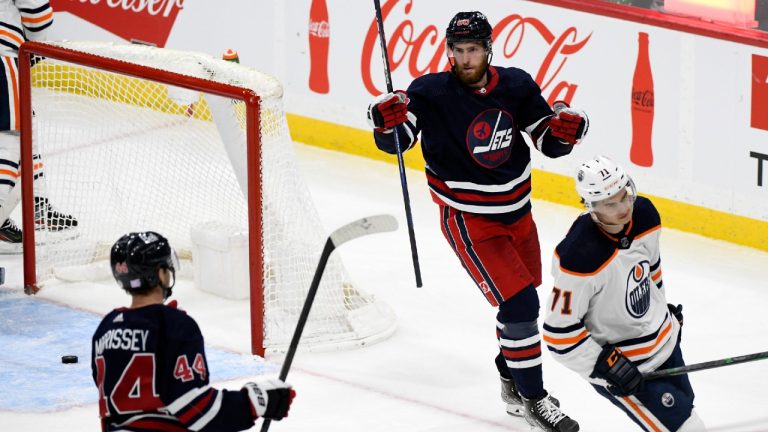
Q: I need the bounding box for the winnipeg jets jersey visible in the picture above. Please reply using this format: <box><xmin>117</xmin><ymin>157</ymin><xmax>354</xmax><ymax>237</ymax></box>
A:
<box><xmin>92</xmin><ymin>303</ymin><xmax>256</xmax><ymax>432</ymax></box>
<box><xmin>1</xmin><ymin>0</ymin><xmax>54</xmax><ymax>58</ymax></box>
<box><xmin>373</xmin><ymin>65</ymin><xmax>573</xmax><ymax>223</ymax></box>
<box><xmin>543</xmin><ymin>196</ymin><xmax>680</xmax><ymax>384</ymax></box>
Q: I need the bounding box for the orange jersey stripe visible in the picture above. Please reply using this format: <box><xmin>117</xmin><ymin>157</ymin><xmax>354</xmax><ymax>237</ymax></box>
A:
<box><xmin>0</xmin><ymin>168</ymin><xmax>19</xmax><ymax>178</ymax></box>
<box><xmin>21</xmin><ymin>11</ymin><xmax>54</xmax><ymax>25</ymax></box>
<box><xmin>557</xmin><ymin>248</ymin><xmax>619</xmax><ymax>276</ymax></box>
<box><xmin>0</xmin><ymin>29</ymin><xmax>24</xmax><ymax>46</ymax></box>
<box><xmin>622</xmin><ymin>321</ymin><xmax>672</xmax><ymax>358</ymax></box>
<box><xmin>651</xmin><ymin>269</ymin><xmax>662</xmax><ymax>282</ymax></box>
<box><xmin>4</xmin><ymin>57</ymin><xmax>20</xmax><ymax>130</ymax></box>
<box><xmin>635</xmin><ymin>224</ymin><xmax>661</xmax><ymax>240</ymax></box>
<box><xmin>543</xmin><ymin>329</ymin><xmax>589</xmax><ymax>346</ymax></box>
<box><xmin>623</xmin><ymin>396</ymin><xmax>663</xmax><ymax>432</ymax></box>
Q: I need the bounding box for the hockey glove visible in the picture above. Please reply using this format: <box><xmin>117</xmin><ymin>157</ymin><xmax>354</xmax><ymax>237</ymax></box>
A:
<box><xmin>243</xmin><ymin>379</ymin><xmax>295</xmax><ymax>420</ymax></box>
<box><xmin>591</xmin><ymin>344</ymin><xmax>644</xmax><ymax>396</ymax></box>
<box><xmin>367</xmin><ymin>90</ymin><xmax>409</xmax><ymax>132</ymax></box>
<box><xmin>549</xmin><ymin>101</ymin><xmax>589</xmax><ymax>145</ymax></box>
<box><xmin>668</xmin><ymin>303</ymin><xmax>683</xmax><ymax>326</ymax></box>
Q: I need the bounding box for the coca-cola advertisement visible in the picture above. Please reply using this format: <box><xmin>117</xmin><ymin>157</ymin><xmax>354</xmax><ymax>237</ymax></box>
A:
<box><xmin>38</xmin><ymin>0</ymin><xmax>768</xmax><ymax>230</ymax></box>
<box><xmin>630</xmin><ymin>32</ymin><xmax>654</xmax><ymax>167</ymax></box>
<box><xmin>360</xmin><ymin>0</ymin><xmax>591</xmax><ymax>107</ymax></box>
<box><xmin>308</xmin><ymin>0</ymin><xmax>330</xmax><ymax>93</ymax></box>
<box><xmin>50</xmin><ymin>0</ymin><xmax>185</xmax><ymax>46</ymax></box>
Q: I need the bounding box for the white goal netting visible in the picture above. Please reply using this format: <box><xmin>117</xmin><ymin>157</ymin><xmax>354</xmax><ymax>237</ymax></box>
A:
<box><xmin>22</xmin><ymin>40</ymin><xmax>396</xmax><ymax>353</ymax></box>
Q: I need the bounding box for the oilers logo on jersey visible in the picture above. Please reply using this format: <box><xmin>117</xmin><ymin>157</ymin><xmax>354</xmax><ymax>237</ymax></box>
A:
<box><xmin>626</xmin><ymin>260</ymin><xmax>651</xmax><ymax>318</ymax></box>
<box><xmin>467</xmin><ymin>109</ymin><xmax>515</xmax><ymax>168</ymax></box>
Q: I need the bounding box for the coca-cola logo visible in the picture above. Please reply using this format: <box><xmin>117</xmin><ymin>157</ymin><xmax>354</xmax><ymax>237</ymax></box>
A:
<box><xmin>632</xmin><ymin>90</ymin><xmax>654</xmax><ymax>108</ymax></box>
<box><xmin>309</xmin><ymin>20</ymin><xmax>330</xmax><ymax>38</ymax></box>
<box><xmin>361</xmin><ymin>0</ymin><xmax>591</xmax><ymax>106</ymax></box>
<box><xmin>50</xmin><ymin>0</ymin><xmax>185</xmax><ymax>47</ymax></box>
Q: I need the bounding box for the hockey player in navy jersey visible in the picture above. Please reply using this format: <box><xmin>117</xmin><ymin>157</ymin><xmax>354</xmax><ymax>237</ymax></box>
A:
<box><xmin>0</xmin><ymin>0</ymin><xmax>77</xmax><ymax>252</ymax></box>
<box><xmin>544</xmin><ymin>156</ymin><xmax>706</xmax><ymax>431</ymax></box>
<box><xmin>367</xmin><ymin>10</ymin><xmax>587</xmax><ymax>432</ymax></box>
<box><xmin>91</xmin><ymin>231</ymin><xmax>295</xmax><ymax>431</ymax></box>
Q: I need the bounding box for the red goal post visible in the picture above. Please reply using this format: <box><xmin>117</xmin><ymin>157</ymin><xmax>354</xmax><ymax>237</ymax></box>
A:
<box><xmin>18</xmin><ymin>40</ymin><xmax>266</xmax><ymax>354</ymax></box>
<box><xmin>16</xmin><ymin>41</ymin><xmax>396</xmax><ymax>357</ymax></box>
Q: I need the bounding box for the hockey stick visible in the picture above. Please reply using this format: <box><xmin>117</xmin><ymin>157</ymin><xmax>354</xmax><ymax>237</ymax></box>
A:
<box><xmin>260</xmin><ymin>214</ymin><xmax>398</xmax><ymax>431</ymax></box>
<box><xmin>372</xmin><ymin>0</ymin><xmax>422</xmax><ymax>288</ymax></box>
<box><xmin>644</xmin><ymin>350</ymin><xmax>768</xmax><ymax>380</ymax></box>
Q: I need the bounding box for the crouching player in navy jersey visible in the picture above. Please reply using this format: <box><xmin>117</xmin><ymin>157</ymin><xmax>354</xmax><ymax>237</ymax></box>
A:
<box><xmin>91</xmin><ymin>231</ymin><xmax>295</xmax><ymax>431</ymax></box>
<box><xmin>367</xmin><ymin>10</ymin><xmax>588</xmax><ymax>432</ymax></box>
<box><xmin>544</xmin><ymin>156</ymin><xmax>706</xmax><ymax>431</ymax></box>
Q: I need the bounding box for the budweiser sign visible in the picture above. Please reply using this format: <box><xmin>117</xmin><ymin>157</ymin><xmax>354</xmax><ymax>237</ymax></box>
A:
<box><xmin>50</xmin><ymin>0</ymin><xmax>185</xmax><ymax>47</ymax></box>
<box><xmin>361</xmin><ymin>0</ymin><xmax>591</xmax><ymax>106</ymax></box>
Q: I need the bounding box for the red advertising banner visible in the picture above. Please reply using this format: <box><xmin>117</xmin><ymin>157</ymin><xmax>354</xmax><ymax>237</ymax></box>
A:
<box><xmin>50</xmin><ymin>0</ymin><xmax>185</xmax><ymax>47</ymax></box>
<box><xmin>753</xmin><ymin>54</ymin><xmax>768</xmax><ymax>131</ymax></box>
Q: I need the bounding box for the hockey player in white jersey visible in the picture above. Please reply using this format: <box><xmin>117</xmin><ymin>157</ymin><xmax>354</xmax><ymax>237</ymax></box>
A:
<box><xmin>0</xmin><ymin>0</ymin><xmax>77</xmax><ymax>252</ymax></box>
<box><xmin>543</xmin><ymin>156</ymin><xmax>706</xmax><ymax>431</ymax></box>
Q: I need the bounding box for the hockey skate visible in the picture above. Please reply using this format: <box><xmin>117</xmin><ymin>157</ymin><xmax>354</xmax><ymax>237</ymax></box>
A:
<box><xmin>0</xmin><ymin>218</ymin><xmax>22</xmax><ymax>254</ymax></box>
<box><xmin>501</xmin><ymin>377</ymin><xmax>559</xmax><ymax>417</ymax></box>
<box><xmin>34</xmin><ymin>197</ymin><xmax>78</xmax><ymax>232</ymax></box>
<box><xmin>522</xmin><ymin>391</ymin><xmax>579</xmax><ymax>432</ymax></box>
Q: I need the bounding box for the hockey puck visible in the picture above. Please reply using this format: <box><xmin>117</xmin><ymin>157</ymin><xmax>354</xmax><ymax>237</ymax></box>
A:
<box><xmin>61</xmin><ymin>355</ymin><xmax>79</xmax><ymax>364</ymax></box>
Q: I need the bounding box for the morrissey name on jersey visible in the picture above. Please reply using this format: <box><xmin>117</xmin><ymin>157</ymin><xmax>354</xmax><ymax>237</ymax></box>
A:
<box><xmin>94</xmin><ymin>328</ymin><xmax>150</xmax><ymax>355</ymax></box>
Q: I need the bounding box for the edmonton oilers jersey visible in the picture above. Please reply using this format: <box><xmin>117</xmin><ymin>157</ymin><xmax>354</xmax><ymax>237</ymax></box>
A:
<box><xmin>542</xmin><ymin>197</ymin><xmax>680</xmax><ymax>383</ymax></box>
<box><xmin>91</xmin><ymin>303</ymin><xmax>255</xmax><ymax>431</ymax></box>
<box><xmin>373</xmin><ymin>66</ymin><xmax>573</xmax><ymax>222</ymax></box>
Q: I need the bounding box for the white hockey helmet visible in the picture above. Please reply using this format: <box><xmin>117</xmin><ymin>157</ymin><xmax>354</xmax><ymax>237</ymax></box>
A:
<box><xmin>575</xmin><ymin>155</ymin><xmax>636</xmax><ymax>208</ymax></box>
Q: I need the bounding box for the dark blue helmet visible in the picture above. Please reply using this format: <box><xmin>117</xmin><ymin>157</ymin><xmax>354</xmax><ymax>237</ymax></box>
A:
<box><xmin>446</xmin><ymin>11</ymin><xmax>493</xmax><ymax>50</ymax></box>
<box><xmin>111</xmin><ymin>231</ymin><xmax>178</xmax><ymax>294</ymax></box>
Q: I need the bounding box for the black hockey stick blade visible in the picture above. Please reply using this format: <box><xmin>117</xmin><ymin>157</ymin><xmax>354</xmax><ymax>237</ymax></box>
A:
<box><xmin>260</xmin><ymin>215</ymin><xmax>397</xmax><ymax>432</ymax></box>
<box><xmin>644</xmin><ymin>349</ymin><xmax>768</xmax><ymax>380</ymax></box>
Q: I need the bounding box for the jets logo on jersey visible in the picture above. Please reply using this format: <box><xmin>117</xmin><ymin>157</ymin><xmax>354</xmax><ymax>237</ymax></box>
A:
<box><xmin>466</xmin><ymin>109</ymin><xmax>516</xmax><ymax>168</ymax></box>
<box><xmin>625</xmin><ymin>260</ymin><xmax>651</xmax><ymax>318</ymax></box>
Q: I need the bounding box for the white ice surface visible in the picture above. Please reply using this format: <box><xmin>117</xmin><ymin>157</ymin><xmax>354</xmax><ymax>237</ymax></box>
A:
<box><xmin>1</xmin><ymin>143</ymin><xmax>767</xmax><ymax>431</ymax></box>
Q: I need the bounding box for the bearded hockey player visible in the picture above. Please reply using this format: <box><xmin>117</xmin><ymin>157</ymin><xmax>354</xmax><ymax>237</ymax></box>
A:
<box><xmin>366</xmin><ymin>10</ymin><xmax>587</xmax><ymax>432</ymax></box>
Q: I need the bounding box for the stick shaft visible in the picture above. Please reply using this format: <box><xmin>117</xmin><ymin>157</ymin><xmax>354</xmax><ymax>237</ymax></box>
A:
<box><xmin>644</xmin><ymin>350</ymin><xmax>768</xmax><ymax>380</ymax></box>
<box><xmin>260</xmin><ymin>216</ymin><xmax>397</xmax><ymax>431</ymax></box>
<box><xmin>372</xmin><ymin>0</ymin><xmax>422</xmax><ymax>287</ymax></box>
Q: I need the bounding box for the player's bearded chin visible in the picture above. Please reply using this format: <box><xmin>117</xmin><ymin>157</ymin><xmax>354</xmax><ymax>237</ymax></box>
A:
<box><xmin>455</xmin><ymin>58</ymin><xmax>488</xmax><ymax>86</ymax></box>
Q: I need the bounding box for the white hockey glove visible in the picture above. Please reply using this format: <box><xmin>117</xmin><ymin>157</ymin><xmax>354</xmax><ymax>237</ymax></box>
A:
<box><xmin>242</xmin><ymin>379</ymin><xmax>295</xmax><ymax>420</ymax></box>
<box><xmin>367</xmin><ymin>90</ymin><xmax>409</xmax><ymax>132</ymax></box>
<box><xmin>549</xmin><ymin>101</ymin><xmax>589</xmax><ymax>145</ymax></box>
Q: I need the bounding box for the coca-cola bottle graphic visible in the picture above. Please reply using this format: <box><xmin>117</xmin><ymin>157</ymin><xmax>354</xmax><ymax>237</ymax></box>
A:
<box><xmin>630</xmin><ymin>32</ymin><xmax>654</xmax><ymax>167</ymax></box>
<box><xmin>308</xmin><ymin>0</ymin><xmax>330</xmax><ymax>94</ymax></box>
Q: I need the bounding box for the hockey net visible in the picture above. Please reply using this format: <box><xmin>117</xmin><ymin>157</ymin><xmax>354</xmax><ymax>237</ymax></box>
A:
<box><xmin>17</xmin><ymin>40</ymin><xmax>396</xmax><ymax>355</ymax></box>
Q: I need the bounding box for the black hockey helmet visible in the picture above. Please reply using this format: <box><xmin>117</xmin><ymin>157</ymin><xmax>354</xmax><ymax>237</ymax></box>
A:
<box><xmin>446</xmin><ymin>11</ymin><xmax>493</xmax><ymax>51</ymax></box>
<box><xmin>111</xmin><ymin>231</ymin><xmax>178</xmax><ymax>295</ymax></box>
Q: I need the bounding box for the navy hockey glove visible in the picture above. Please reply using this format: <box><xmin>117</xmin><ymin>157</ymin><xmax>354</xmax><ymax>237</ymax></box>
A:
<box><xmin>243</xmin><ymin>379</ymin><xmax>295</xmax><ymax>420</ymax></box>
<box><xmin>591</xmin><ymin>345</ymin><xmax>644</xmax><ymax>396</ymax></box>
<box><xmin>367</xmin><ymin>91</ymin><xmax>409</xmax><ymax>132</ymax></box>
<box><xmin>549</xmin><ymin>101</ymin><xmax>589</xmax><ymax>145</ymax></box>
<box><xmin>668</xmin><ymin>303</ymin><xmax>683</xmax><ymax>326</ymax></box>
